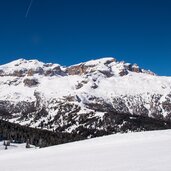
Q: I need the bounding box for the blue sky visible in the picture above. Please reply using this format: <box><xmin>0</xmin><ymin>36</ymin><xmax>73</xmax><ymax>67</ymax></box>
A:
<box><xmin>0</xmin><ymin>0</ymin><xmax>171</xmax><ymax>75</ymax></box>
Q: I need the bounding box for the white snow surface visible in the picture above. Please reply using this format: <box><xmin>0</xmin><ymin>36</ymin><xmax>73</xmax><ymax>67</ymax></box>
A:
<box><xmin>0</xmin><ymin>130</ymin><xmax>171</xmax><ymax>171</ymax></box>
<box><xmin>0</xmin><ymin>142</ymin><xmax>36</xmax><ymax>152</ymax></box>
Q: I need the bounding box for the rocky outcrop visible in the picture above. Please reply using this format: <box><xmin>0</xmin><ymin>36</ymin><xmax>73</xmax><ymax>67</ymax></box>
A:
<box><xmin>12</xmin><ymin>70</ymin><xmax>27</xmax><ymax>77</ymax></box>
<box><xmin>23</xmin><ymin>78</ymin><xmax>39</xmax><ymax>87</ymax></box>
<box><xmin>66</xmin><ymin>64</ymin><xmax>89</xmax><ymax>75</ymax></box>
<box><xmin>119</xmin><ymin>69</ymin><xmax>128</xmax><ymax>76</ymax></box>
<box><xmin>131</xmin><ymin>64</ymin><xmax>141</xmax><ymax>73</ymax></box>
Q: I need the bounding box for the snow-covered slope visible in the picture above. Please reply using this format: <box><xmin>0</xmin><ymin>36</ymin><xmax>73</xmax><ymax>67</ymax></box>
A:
<box><xmin>0</xmin><ymin>57</ymin><xmax>171</xmax><ymax>136</ymax></box>
<box><xmin>0</xmin><ymin>141</ymin><xmax>35</xmax><ymax>151</ymax></box>
<box><xmin>0</xmin><ymin>130</ymin><xmax>171</xmax><ymax>171</ymax></box>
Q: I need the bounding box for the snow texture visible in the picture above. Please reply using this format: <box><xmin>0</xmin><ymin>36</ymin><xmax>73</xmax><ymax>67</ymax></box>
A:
<box><xmin>0</xmin><ymin>130</ymin><xmax>171</xmax><ymax>171</ymax></box>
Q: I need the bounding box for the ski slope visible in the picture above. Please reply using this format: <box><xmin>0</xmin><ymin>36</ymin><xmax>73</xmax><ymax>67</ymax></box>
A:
<box><xmin>0</xmin><ymin>130</ymin><xmax>171</xmax><ymax>171</ymax></box>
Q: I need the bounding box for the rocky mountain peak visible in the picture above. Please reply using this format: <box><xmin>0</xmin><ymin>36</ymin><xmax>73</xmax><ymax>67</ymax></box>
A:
<box><xmin>0</xmin><ymin>57</ymin><xmax>156</xmax><ymax>78</ymax></box>
<box><xmin>0</xmin><ymin>58</ymin><xmax>65</xmax><ymax>77</ymax></box>
<box><xmin>66</xmin><ymin>57</ymin><xmax>156</xmax><ymax>77</ymax></box>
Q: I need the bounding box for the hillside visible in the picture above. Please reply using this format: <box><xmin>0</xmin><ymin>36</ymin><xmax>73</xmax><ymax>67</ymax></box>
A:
<box><xmin>0</xmin><ymin>130</ymin><xmax>171</xmax><ymax>171</ymax></box>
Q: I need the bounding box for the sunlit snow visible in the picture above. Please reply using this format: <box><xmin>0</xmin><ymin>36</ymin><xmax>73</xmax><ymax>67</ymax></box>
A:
<box><xmin>0</xmin><ymin>130</ymin><xmax>171</xmax><ymax>171</ymax></box>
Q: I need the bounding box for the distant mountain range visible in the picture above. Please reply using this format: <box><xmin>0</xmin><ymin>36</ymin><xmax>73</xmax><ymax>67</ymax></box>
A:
<box><xmin>0</xmin><ymin>57</ymin><xmax>171</xmax><ymax>140</ymax></box>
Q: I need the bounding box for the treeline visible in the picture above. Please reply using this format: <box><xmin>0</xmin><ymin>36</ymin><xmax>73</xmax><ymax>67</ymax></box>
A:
<box><xmin>0</xmin><ymin>120</ymin><xmax>82</xmax><ymax>147</ymax></box>
<box><xmin>1</xmin><ymin>111</ymin><xmax>171</xmax><ymax>148</ymax></box>
<box><xmin>71</xmin><ymin>112</ymin><xmax>171</xmax><ymax>138</ymax></box>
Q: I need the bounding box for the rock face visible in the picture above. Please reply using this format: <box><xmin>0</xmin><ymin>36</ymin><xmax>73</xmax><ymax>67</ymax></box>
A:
<box><xmin>131</xmin><ymin>64</ymin><xmax>141</xmax><ymax>73</ymax></box>
<box><xmin>23</xmin><ymin>78</ymin><xmax>39</xmax><ymax>87</ymax></box>
<box><xmin>66</xmin><ymin>64</ymin><xmax>89</xmax><ymax>75</ymax></box>
<box><xmin>0</xmin><ymin>57</ymin><xmax>170</xmax><ymax>139</ymax></box>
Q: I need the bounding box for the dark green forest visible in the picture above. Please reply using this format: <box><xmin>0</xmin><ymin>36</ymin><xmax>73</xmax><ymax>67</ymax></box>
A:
<box><xmin>0</xmin><ymin>120</ymin><xmax>75</xmax><ymax>147</ymax></box>
<box><xmin>0</xmin><ymin>111</ymin><xmax>171</xmax><ymax>148</ymax></box>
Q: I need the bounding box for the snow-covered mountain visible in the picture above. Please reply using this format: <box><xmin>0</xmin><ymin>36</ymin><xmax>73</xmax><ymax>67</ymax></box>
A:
<box><xmin>0</xmin><ymin>57</ymin><xmax>171</xmax><ymax>137</ymax></box>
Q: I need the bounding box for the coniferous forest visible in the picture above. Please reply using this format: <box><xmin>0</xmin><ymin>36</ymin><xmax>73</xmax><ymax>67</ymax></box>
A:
<box><xmin>0</xmin><ymin>111</ymin><xmax>171</xmax><ymax>148</ymax></box>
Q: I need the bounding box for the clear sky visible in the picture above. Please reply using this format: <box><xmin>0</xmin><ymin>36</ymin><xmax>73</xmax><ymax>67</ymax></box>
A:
<box><xmin>0</xmin><ymin>0</ymin><xmax>171</xmax><ymax>75</ymax></box>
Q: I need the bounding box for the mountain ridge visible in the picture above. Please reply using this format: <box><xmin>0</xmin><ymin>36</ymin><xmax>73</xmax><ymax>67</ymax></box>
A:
<box><xmin>0</xmin><ymin>57</ymin><xmax>171</xmax><ymax>138</ymax></box>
